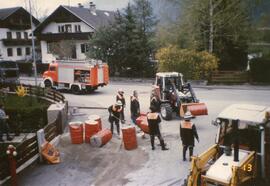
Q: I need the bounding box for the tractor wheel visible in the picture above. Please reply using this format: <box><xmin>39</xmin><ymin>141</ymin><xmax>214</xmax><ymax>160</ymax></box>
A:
<box><xmin>160</xmin><ymin>103</ymin><xmax>173</xmax><ymax>120</ymax></box>
<box><xmin>44</xmin><ymin>80</ymin><xmax>52</xmax><ymax>88</ymax></box>
<box><xmin>71</xmin><ymin>85</ymin><xmax>81</xmax><ymax>95</ymax></box>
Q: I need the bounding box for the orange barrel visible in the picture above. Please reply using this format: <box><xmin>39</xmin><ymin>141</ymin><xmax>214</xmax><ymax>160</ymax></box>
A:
<box><xmin>90</xmin><ymin>129</ymin><xmax>112</xmax><ymax>147</ymax></box>
<box><xmin>122</xmin><ymin>126</ymin><xmax>137</xmax><ymax>150</ymax></box>
<box><xmin>88</xmin><ymin>115</ymin><xmax>102</xmax><ymax>130</ymax></box>
<box><xmin>85</xmin><ymin>120</ymin><xmax>100</xmax><ymax>143</ymax></box>
<box><xmin>69</xmin><ymin>122</ymin><xmax>84</xmax><ymax>144</ymax></box>
<box><xmin>180</xmin><ymin>103</ymin><xmax>208</xmax><ymax>117</ymax></box>
<box><xmin>139</xmin><ymin>119</ymin><xmax>149</xmax><ymax>134</ymax></box>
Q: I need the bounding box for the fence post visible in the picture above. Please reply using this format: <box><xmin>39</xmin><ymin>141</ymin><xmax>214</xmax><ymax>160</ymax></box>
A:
<box><xmin>37</xmin><ymin>129</ymin><xmax>46</xmax><ymax>162</ymax></box>
<box><xmin>6</xmin><ymin>145</ymin><xmax>17</xmax><ymax>186</ymax></box>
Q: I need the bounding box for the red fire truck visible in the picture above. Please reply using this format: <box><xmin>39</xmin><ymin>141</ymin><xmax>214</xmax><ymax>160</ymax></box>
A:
<box><xmin>42</xmin><ymin>60</ymin><xmax>109</xmax><ymax>94</ymax></box>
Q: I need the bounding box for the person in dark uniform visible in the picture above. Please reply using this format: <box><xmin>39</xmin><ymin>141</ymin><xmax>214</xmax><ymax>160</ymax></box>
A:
<box><xmin>150</xmin><ymin>94</ymin><xmax>160</xmax><ymax>112</ymax></box>
<box><xmin>130</xmin><ymin>90</ymin><xmax>140</xmax><ymax>125</ymax></box>
<box><xmin>147</xmin><ymin>106</ymin><xmax>169</xmax><ymax>151</ymax></box>
<box><xmin>180</xmin><ymin>111</ymin><xmax>199</xmax><ymax>161</ymax></box>
<box><xmin>108</xmin><ymin>101</ymin><xmax>123</xmax><ymax>136</ymax></box>
<box><xmin>0</xmin><ymin>104</ymin><xmax>12</xmax><ymax>142</ymax></box>
<box><xmin>116</xmin><ymin>89</ymin><xmax>126</xmax><ymax>123</ymax></box>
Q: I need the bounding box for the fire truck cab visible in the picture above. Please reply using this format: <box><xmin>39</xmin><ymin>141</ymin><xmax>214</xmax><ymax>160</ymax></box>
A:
<box><xmin>43</xmin><ymin>60</ymin><xmax>109</xmax><ymax>94</ymax></box>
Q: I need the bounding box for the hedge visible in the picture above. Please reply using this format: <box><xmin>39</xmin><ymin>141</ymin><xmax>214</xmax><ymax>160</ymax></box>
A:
<box><xmin>156</xmin><ymin>46</ymin><xmax>219</xmax><ymax>80</ymax></box>
<box><xmin>250</xmin><ymin>58</ymin><xmax>270</xmax><ymax>83</ymax></box>
<box><xmin>1</xmin><ymin>94</ymin><xmax>50</xmax><ymax>133</ymax></box>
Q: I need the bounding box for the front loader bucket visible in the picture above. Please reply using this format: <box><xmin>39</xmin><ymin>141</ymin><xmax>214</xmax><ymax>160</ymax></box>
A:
<box><xmin>180</xmin><ymin>103</ymin><xmax>208</xmax><ymax>117</ymax></box>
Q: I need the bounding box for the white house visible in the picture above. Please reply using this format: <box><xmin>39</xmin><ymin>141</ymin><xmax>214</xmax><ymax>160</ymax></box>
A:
<box><xmin>0</xmin><ymin>7</ymin><xmax>40</xmax><ymax>61</ymax></box>
<box><xmin>34</xmin><ymin>2</ymin><xmax>115</xmax><ymax>63</ymax></box>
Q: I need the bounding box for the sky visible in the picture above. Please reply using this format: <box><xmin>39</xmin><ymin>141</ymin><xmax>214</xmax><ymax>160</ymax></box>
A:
<box><xmin>0</xmin><ymin>0</ymin><xmax>129</xmax><ymax>19</ymax></box>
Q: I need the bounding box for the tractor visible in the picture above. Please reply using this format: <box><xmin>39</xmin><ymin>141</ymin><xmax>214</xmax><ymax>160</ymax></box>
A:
<box><xmin>186</xmin><ymin>104</ymin><xmax>270</xmax><ymax>186</ymax></box>
<box><xmin>151</xmin><ymin>72</ymin><xmax>208</xmax><ymax>120</ymax></box>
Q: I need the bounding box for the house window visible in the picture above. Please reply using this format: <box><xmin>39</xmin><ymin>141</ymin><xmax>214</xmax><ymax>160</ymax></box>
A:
<box><xmin>6</xmin><ymin>32</ymin><xmax>12</xmax><ymax>39</ymax></box>
<box><xmin>7</xmin><ymin>48</ymin><xmax>13</xmax><ymax>56</ymax></box>
<box><xmin>65</xmin><ymin>24</ymin><xmax>72</xmax><ymax>33</ymax></box>
<box><xmin>75</xmin><ymin>25</ymin><xmax>81</xmax><ymax>32</ymax></box>
<box><xmin>25</xmin><ymin>47</ymin><xmax>31</xmax><ymax>55</ymax></box>
<box><xmin>17</xmin><ymin>48</ymin><xmax>22</xmax><ymax>56</ymax></box>
<box><xmin>16</xmin><ymin>32</ymin><xmax>21</xmax><ymax>39</ymax></box>
<box><xmin>24</xmin><ymin>32</ymin><xmax>28</xmax><ymax>39</ymax></box>
<box><xmin>81</xmin><ymin>44</ymin><xmax>89</xmax><ymax>53</ymax></box>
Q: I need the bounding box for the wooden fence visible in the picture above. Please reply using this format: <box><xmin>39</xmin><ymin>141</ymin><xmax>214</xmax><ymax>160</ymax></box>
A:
<box><xmin>0</xmin><ymin>83</ymin><xmax>66</xmax><ymax>183</ymax></box>
<box><xmin>0</xmin><ymin>83</ymin><xmax>65</xmax><ymax>103</ymax></box>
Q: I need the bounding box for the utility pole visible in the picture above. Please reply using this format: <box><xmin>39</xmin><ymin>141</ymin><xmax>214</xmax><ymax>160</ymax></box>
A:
<box><xmin>209</xmin><ymin>0</ymin><xmax>214</xmax><ymax>53</ymax></box>
<box><xmin>29</xmin><ymin>0</ymin><xmax>38</xmax><ymax>86</ymax></box>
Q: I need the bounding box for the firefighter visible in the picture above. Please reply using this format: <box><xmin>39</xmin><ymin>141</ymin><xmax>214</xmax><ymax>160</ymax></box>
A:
<box><xmin>130</xmin><ymin>90</ymin><xmax>140</xmax><ymax>125</ymax></box>
<box><xmin>180</xmin><ymin>111</ymin><xmax>199</xmax><ymax>161</ymax></box>
<box><xmin>116</xmin><ymin>89</ymin><xmax>126</xmax><ymax>123</ymax></box>
<box><xmin>108</xmin><ymin>101</ymin><xmax>123</xmax><ymax>137</ymax></box>
<box><xmin>147</xmin><ymin>105</ymin><xmax>169</xmax><ymax>151</ymax></box>
<box><xmin>0</xmin><ymin>103</ymin><xmax>12</xmax><ymax>142</ymax></box>
<box><xmin>150</xmin><ymin>94</ymin><xmax>160</xmax><ymax>112</ymax></box>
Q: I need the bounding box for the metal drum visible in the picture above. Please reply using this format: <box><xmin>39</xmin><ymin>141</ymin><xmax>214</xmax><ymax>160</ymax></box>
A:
<box><xmin>122</xmin><ymin>126</ymin><xmax>137</xmax><ymax>150</ymax></box>
<box><xmin>85</xmin><ymin>120</ymin><xmax>99</xmax><ymax>143</ymax></box>
<box><xmin>90</xmin><ymin>129</ymin><xmax>112</xmax><ymax>147</ymax></box>
<box><xmin>88</xmin><ymin>115</ymin><xmax>102</xmax><ymax>130</ymax></box>
<box><xmin>69</xmin><ymin>121</ymin><xmax>84</xmax><ymax>144</ymax></box>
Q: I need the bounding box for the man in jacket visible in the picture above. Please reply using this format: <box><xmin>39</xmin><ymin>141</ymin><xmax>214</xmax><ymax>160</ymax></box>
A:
<box><xmin>116</xmin><ymin>89</ymin><xmax>126</xmax><ymax>123</ymax></box>
<box><xmin>130</xmin><ymin>90</ymin><xmax>140</xmax><ymax>125</ymax></box>
<box><xmin>0</xmin><ymin>103</ymin><xmax>12</xmax><ymax>142</ymax></box>
<box><xmin>147</xmin><ymin>106</ymin><xmax>169</xmax><ymax>151</ymax></box>
<box><xmin>108</xmin><ymin>101</ymin><xmax>123</xmax><ymax>137</ymax></box>
<box><xmin>180</xmin><ymin>111</ymin><xmax>199</xmax><ymax>161</ymax></box>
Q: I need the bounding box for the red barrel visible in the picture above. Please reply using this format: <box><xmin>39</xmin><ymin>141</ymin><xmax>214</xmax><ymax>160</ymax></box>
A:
<box><xmin>90</xmin><ymin>129</ymin><xmax>112</xmax><ymax>147</ymax></box>
<box><xmin>69</xmin><ymin>122</ymin><xmax>84</xmax><ymax>144</ymax></box>
<box><xmin>88</xmin><ymin>115</ymin><xmax>102</xmax><ymax>130</ymax></box>
<box><xmin>122</xmin><ymin>126</ymin><xmax>137</xmax><ymax>150</ymax></box>
<box><xmin>85</xmin><ymin>120</ymin><xmax>100</xmax><ymax>143</ymax></box>
<box><xmin>139</xmin><ymin>120</ymin><xmax>149</xmax><ymax>134</ymax></box>
<box><xmin>136</xmin><ymin>115</ymin><xmax>149</xmax><ymax>134</ymax></box>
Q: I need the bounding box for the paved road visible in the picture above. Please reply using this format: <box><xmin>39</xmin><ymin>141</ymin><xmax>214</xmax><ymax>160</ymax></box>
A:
<box><xmin>16</xmin><ymin>79</ymin><xmax>270</xmax><ymax>186</ymax></box>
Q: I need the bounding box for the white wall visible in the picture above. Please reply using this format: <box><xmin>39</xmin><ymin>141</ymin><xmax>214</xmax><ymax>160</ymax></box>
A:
<box><xmin>76</xmin><ymin>41</ymin><xmax>88</xmax><ymax>60</ymax></box>
<box><xmin>42</xmin><ymin>22</ymin><xmax>94</xmax><ymax>34</ymax></box>
<box><xmin>41</xmin><ymin>40</ymin><xmax>89</xmax><ymax>63</ymax></box>
<box><xmin>0</xmin><ymin>28</ymin><xmax>33</xmax><ymax>40</ymax></box>
<box><xmin>41</xmin><ymin>40</ymin><xmax>56</xmax><ymax>63</ymax></box>
<box><xmin>0</xmin><ymin>45</ymin><xmax>32</xmax><ymax>61</ymax></box>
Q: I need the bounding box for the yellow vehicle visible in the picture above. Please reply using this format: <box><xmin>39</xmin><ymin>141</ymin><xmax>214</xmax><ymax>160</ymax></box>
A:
<box><xmin>186</xmin><ymin>104</ymin><xmax>270</xmax><ymax>186</ymax></box>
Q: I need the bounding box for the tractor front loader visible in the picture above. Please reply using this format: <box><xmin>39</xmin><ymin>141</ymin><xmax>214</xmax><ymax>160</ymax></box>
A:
<box><xmin>151</xmin><ymin>72</ymin><xmax>208</xmax><ymax>120</ymax></box>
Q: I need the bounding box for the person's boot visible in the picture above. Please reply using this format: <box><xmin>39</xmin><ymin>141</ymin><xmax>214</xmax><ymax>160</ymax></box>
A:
<box><xmin>151</xmin><ymin>136</ymin><xmax>155</xmax><ymax>150</ymax></box>
<box><xmin>161</xmin><ymin>140</ymin><xmax>169</xmax><ymax>151</ymax></box>
<box><xmin>189</xmin><ymin>147</ymin><xmax>193</xmax><ymax>161</ymax></box>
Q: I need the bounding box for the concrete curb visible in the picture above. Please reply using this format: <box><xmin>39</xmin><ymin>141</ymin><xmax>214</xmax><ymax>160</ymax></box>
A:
<box><xmin>19</xmin><ymin>76</ymin><xmax>270</xmax><ymax>91</ymax></box>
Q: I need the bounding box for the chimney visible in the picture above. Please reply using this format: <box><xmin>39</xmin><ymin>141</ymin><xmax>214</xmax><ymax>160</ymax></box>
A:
<box><xmin>89</xmin><ymin>2</ymin><xmax>96</xmax><ymax>13</ymax></box>
<box><xmin>78</xmin><ymin>3</ymin><xmax>84</xmax><ymax>8</ymax></box>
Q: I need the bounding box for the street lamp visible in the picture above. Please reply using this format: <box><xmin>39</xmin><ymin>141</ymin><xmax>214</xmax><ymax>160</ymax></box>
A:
<box><xmin>29</xmin><ymin>0</ymin><xmax>38</xmax><ymax>86</ymax></box>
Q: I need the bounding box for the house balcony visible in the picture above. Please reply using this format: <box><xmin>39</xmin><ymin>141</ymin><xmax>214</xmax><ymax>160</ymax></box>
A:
<box><xmin>2</xmin><ymin>39</ymin><xmax>38</xmax><ymax>46</ymax></box>
<box><xmin>36</xmin><ymin>32</ymin><xmax>93</xmax><ymax>42</ymax></box>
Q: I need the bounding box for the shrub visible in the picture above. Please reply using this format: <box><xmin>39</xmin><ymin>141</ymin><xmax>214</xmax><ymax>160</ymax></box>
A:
<box><xmin>1</xmin><ymin>94</ymin><xmax>50</xmax><ymax>133</ymax></box>
<box><xmin>250</xmin><ymin>57</ymin><xmax>270</xmax><ymax>83</ymax></box>
<box><xmin>156</xmin><ymin>45</ymin><xmax>219</xmax><ymax>80</ymax></box>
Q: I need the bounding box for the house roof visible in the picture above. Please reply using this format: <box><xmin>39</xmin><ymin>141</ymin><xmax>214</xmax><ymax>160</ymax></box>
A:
<box><xmin>63</xmin><ymin>6</ymin><xmax>115</xmax><ymax>29</ymax></box>
<box><xmin>34</xmin><ymin>5</ymin><xmax>115</xmax><ymax>34</ymax></box>
<box><xmin>0</xmin><ymin>7</ymin><xmax>20</xmax><ymax>20</ymax></box>
<box><xmin>0</xmin><ymin>7</ymin><xmax>40</xmax><ymax>25</ymax></box>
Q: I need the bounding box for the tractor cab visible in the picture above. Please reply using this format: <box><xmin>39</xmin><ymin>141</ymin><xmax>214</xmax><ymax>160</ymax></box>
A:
<box><xmin>151</xmin><ymin>72</ymin><xmax>207</xmax><ymax>120</ymax></box>
<box><xmin>187</xmin><ymin>104</ymin><xmax>270</xmax><ymax>186</ymax></box>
